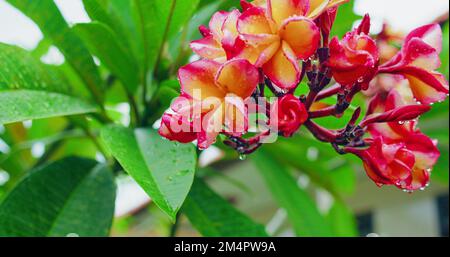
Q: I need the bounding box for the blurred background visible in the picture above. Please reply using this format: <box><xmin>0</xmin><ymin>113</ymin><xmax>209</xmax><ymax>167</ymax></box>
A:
<box><xmin>0</xmin><ymin>0</ymin><xmax>448</xmax><ymax>237</ymax></box>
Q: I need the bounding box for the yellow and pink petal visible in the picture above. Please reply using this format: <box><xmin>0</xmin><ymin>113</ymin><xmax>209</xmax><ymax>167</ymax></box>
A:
<box><xmin>279</xmin><ymin>16</ymin><xmax>320</xmax><ymax>59</ymax></box>
<box><xmin>268</xmin><ymin>0</ymin><xmax>310</xmax><ymax>26</ymax></box>
<box><xmin>178</xmin><ymin>60</ymin><xmax>225</xmax><ymax>100</ymax></box>
<box><xmin>263</xmin><ymin>42</ymin><xmax>301</xmax><ymax>89</ymax></box>
<box><xmin>190</xmin><ymin>36</ymin><xmax>226</xmax><ymax>60</ymax></box>
<box><xmin>215</xmin><ymin>59</ymin><xmax>260</xmax><ymax>99</ymax></box>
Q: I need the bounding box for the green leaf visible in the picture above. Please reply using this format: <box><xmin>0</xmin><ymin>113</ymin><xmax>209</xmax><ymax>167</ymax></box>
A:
<box><xmin>133</xmin><ymin>0</ymin><xmax>200</xmax><ymax>72</ymax></box>
<box><xmin>266</xmin><ymin>134</ymin><xmax>357</xmax><ymax>195</ymax></box>
<box><xmin>101</xmin><ymin>125</ymin><xmax>196</xmax><ymax>220</ymax></box>
<box><xmin>74</xmin><ymin>22</ymin><xmax>140</xmax><ymax>92</ymax></box>
<box><xmin>183</xmin><ymin>177</ymin><xmax>268</xmax><ymax>237</ymax></box>
<box><xmin>421</xmin><ymin>99</ymin><xmax>449</xmax><ymax>185</ymax></box>
<box><xmin>81</xmin><ymin>0</ymin><xmax>140</xmax><ymax>68</ymax></box>
<box><xmin>7</xmin><ymin>0</ymin><xmax>104</xmax><ymax>104</ymax></box>
<box><xmin>326</xmin><ymin>201</ymin><xmax>358</xmax><ymax>237</ymax></box>
<box><xmin>439</xmin><ymin>21</ymin><xmax>449</xmax><ymax>78</ymax></box>
<box><xmin>252</xmin><ymin>149</ymin><xmax>333</xmax><ymax>236</ymax></box>
<box><xmin>0</xmin><ymin>91</ymin><xmax>98</xmax><ymax>125</ymax></box>
<box><xmin>331</xmin><ymin>0</ymin><xmax>360</xmax><ymax>38</ymax></box>
<box><xmin>0</xmin><ymin>157</ymin><xmax>116</xmax><ymax>237</ymax></box>
<box><xmin>0</xmin><ymin>43</ymin><xmax>98</xmax><ymax>125</ymax></box>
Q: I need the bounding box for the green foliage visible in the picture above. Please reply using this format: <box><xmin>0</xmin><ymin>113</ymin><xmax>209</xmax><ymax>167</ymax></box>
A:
<box><xmin>0</xmin><ymin>157</ymin><xmax>116</xmax><ymax>236</ymax></box>
<box><xmin>0</xmin><ymin>44</ymin><xmax>97</xmax><ymax>125</ymax></box>
<box><xmin>253</xmin><ymin>149</ymin><xmax>333</xmax><ymax>236</ymax></box>
<box><xmin>101</xmin><ymin>126</ymin><xmax>196</xmax><ymax>221</ymax></box>
<box><xmin>74</xmin><ymin>22</ymin><xmax>140</xmax><ymax>92</ymax></box>
<box><xmin>183</xmin><ymin>177</ymin><xmax>268</xmax><ymax>237</ymax></box>
<box><xmin>6</xmin><ymin>0</ymin><xmax>104</xmax><ymax>104</ymax></box>
<box><xmin>440</xmin><ymin>22</ymin><xmax>449</xmax><ymax>78</ymax></box>
<box><xmin>331</xmin><ymin>0</ymin><xmax>361</xmax><ymax>38</ymax></box>
<box><xmin>326</xmin><ymin>201</ymin><xmax>358</xmax><ymax>237</ymax></box>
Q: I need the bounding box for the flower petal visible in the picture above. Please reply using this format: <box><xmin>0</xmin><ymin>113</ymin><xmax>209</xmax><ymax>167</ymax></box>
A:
<box><xmin>209</xmin><ymin>11</ymin><xmax>229</xmax><ymax>40</ymax></box>
<box><xmin>215</xmin><ymin>59</ymin><xmax>260</xmax><ymax>99</ymax></box>
<box><xmin>237</xmin><ymin>40</ymin><xmax>281</xmax><ymax>67</ymax></box>
<box><xmin>238</xmin><ymin>7</ymin><xmax>277</xmax><ymax>46</ymax></box>
<box><xmin>404</xmin><ymin>24</ymin><xmax>442</xmax><ymax>54</ymax></box>
<box><xmin>402</xmin><ymin>38</ymin><xmax>441</xmax><ymax>70</ymax></box>
<box><xmin>178</xmin><ymin>60</ymin><xmax>225</xmax><ymax>100</ymax></box>
<box><xmin>197</xmin><ymin>106</ymin><xmax>224</xmax><ymax>150</ymax></box>
<box><xmin>268</xmin><ymin>0</ymin><xmax>310</xmax><ymax>25</ymax></box>
<box><xmin>224</xmin><ymin>95</ymin><xmax>249</xmax><ymax>135</ymax></box>
<box><xmin>263</xmin><ymin>41</ymin><xmax>301</xmax><ymax>89</ymax></box>
<box><xmin>190</xmin><ymin>35</ymin><xmax>226</xmax><ymax>60</ymax></box>
<box><xmin>402</xmin><ymin>67</ymin><xmax>449</xmax><ymax>105</ymax></box>
<box><xmin>405</xmin><ymin>133</ymin><xmax>440</xmax><ymax>171</ymax></box>
<box><xmin>307</xmin><ymin>0</ymin><xmax>330</xmax><ymax>18</ymax></box>
<box><xmin>222</xmin><ymin>9</ymin><xmax>241</xmax><ymax>40</ymax></box>
<box><xmin>159</xmin><ymin>113</ymin><xmax>197</xmax><ymax>143</ymax></box>
<box><xmin>279</xmin><ymin>16</ymin><xmax>320</xmax><ymax>59</ymax></box>
<box><xmin>407</xmin><ymin>168</ymin><xmax>430</xmax><ymax>191</ymax></box>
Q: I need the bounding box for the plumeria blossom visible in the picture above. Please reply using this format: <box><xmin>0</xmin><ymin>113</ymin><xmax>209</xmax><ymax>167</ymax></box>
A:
<box><xmin>349</xmin><ymin>88</ymin><xmax>440</xmax><ymax>191</ymax></box>
<box><xmin>270</xmin><ymin>94</ymin><xmax>308</xmax><ymax>137</ymax></box>
<box><xmin>235</xmin><ymin>0</ymin><xmax>348</xmax><ymax>89</ymax></box>
<box><xmin>379</xmin><ymin>24</ymin><xmax>449</xmax><ymax>105</ymax></box>
<box><xmin>347</xmin><ymin>134</ymin><xmax>439</xmax><ymax>191</ymax></box>
<box><xmin>328</xmin><ymin>14</ymin><xmax>379</xmax><ymax>88</ymax></box>
<box><xmin>160</xmin><ymin>0</ymin><xmax>447</xmax><ymax>193</ymax></box>
<box><xmin>159</xmin><ymin>59</ymin><xmax>259</xmax><ymax>150</ymax></box>
<box><xmin>190</xmin><ymin>10</ymin><xmax>243</xmax><ymax>62</ymax></box>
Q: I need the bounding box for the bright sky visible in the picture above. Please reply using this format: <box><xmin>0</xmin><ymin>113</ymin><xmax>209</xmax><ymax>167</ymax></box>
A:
<box><xmin>0</xmin><ymin>0</ymin><xmax>449</xmax><ymax>50</ymax></box>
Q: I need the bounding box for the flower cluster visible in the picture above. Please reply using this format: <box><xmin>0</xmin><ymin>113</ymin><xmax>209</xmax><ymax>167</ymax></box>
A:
<box><xmin>159</xmin><ymin>0</ymin><xmax>449</xmax><ymax>192</ymax></box>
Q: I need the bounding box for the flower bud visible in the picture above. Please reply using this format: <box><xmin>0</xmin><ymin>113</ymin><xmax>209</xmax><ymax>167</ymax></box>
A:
<box><xmin>328</xmin><ymin>14</ymin><xmax>379</xmax><ymax>88</ymax></box>
<box><xmin>270</xmin><ymin>94</ymin><xmax>308</xmax><ymax>137</ymax></box>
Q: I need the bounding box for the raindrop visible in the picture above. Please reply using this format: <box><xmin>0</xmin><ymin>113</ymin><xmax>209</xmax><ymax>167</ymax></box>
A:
<box><xmin>239</xmin><ymin>154</ymin><xmax>247</xmax><ymax>161</ymax></box>
<box><xmin>398</xmin><ymin>121</ymin><xmax>405</xmax><ymax>125</ymax></box>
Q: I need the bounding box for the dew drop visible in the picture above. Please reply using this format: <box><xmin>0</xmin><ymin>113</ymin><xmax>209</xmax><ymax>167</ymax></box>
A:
<box><xmin>398</xmin><ymin>120</ymin><xmax>405</xmax><ymax>125</ymax></box>
<box><xmin>239</xmin><ymin>154</ymin><xmax>247</xmax><ymax>161</ymax></box>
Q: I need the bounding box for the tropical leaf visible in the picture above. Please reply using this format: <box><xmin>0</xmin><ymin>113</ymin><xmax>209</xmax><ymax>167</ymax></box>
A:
<box><xmin>0</xmin><ymin>43</ymin><xmax>97</xmax><ymax>125</ymax></box>
<box><xmin>183</xmin><ymin>177</ymin><xmax>268</xmax><ymax>237</ymax></box>
<box><xmin>0</xmin><ymin>157</ymin><xmax>116</xmax><ymax>237</ymax></box>
<box><xmin>7</xmin><ymin>0</ymin><xmax>104</xmax><ymax>104</ymax></box>
<box><xmin>101</xmin><ymin>125</ymin><xmax>196</xmax><ymax>221</ymax></box>
<box><xmin>253</xmin><ymin>149</ymin><xmax>334</xmax><ymax>236</ymax></box>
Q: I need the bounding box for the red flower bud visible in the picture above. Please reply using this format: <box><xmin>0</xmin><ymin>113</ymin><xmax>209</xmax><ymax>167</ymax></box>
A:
<box><xmin>328</xmin><ymin>14</ymin><xmax>379</xmax><ymax>88</ymax></box>
<box><xmin>270</xmin><ymin>94</ymin><xmax>308</xmax><ymax>137</ymax></box>
<box><xmin>361</xmin><ymin>89</ymin><xmax>431</xmax><ymax>127</ymax></box>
